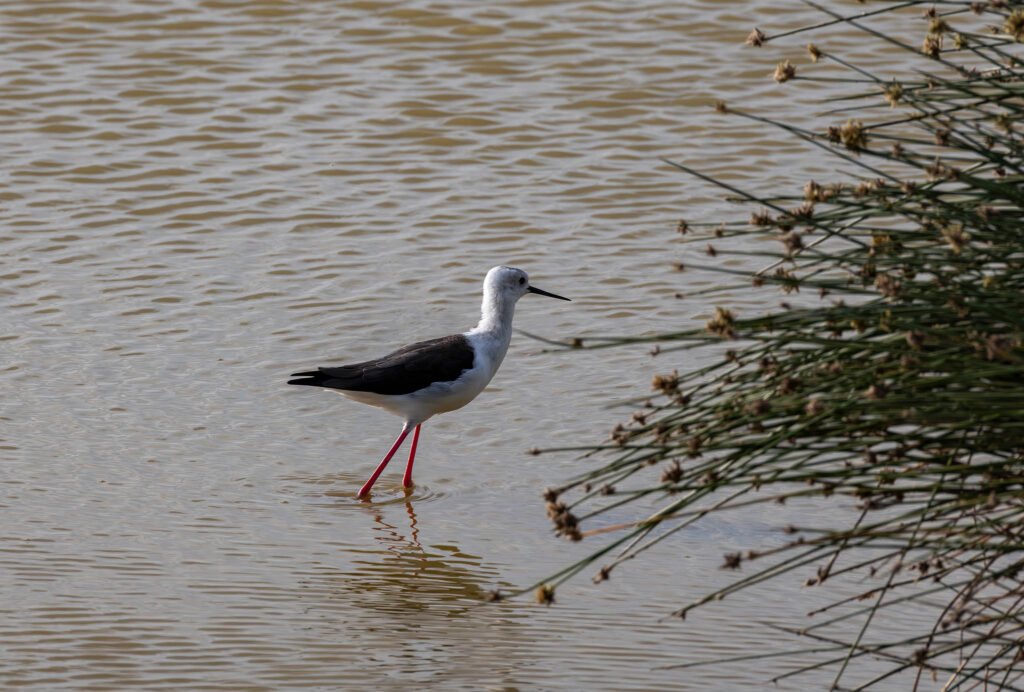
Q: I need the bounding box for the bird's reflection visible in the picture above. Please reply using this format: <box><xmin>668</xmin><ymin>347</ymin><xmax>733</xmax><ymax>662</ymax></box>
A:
<box><xmin>342</xmin><ymin>497</ymin><xmax>504</xmax><ymax>616</ymax></box>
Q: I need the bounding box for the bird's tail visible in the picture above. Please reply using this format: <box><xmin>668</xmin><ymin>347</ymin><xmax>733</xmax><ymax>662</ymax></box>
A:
<box><xmin>288</xmin><ymin>370</ymin><xmax>328</xmax><ymax>387</ymax></box>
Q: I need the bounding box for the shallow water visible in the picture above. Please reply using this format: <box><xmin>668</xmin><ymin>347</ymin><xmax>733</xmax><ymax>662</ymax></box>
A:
<box><xmin>2</xmin><ymin>1</ymin><xmax>939</xmax><ymax>689</ymax></box>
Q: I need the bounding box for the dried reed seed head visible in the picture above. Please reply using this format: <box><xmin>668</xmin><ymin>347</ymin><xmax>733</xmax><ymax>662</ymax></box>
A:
<box><xmin>925</xmin><ymin>158</ymin><xmax>949</xmax><ymax>180</ymax></box>
<box><xmin>705</xmin><ymin>243</ymin><xmax>717</xmax><ymax>257</ymax></box>
<box><xmin>535</xmin><ymin>584</ymin><xmax>555</xmax><ymax>605</ymax></box>
<box><xmin>906</xmin><ymin>331</ymin><xmax>925</xmax><ymax>350</ymax></box>
<box><xmin>983</xmin><ymin>334</ymin><xmax>1016</xmax><ymax>362</ymax></box>
<box><xmin>865</xmin><ymin>383</ymin><xmax>888</xmax><ymax>400</ymax></box>
<box><xmin>781</xmin><ymin>231</ymin><xmax>804</xmax><ymax>256</ymax></box>
<box><xmin>774</xmin><ymin>267</ymin><xmax>800</xmax><ymax>294</ymax></box>
<box><xmin>721</xmin><ymin>552</ymin><xmax>742</xmax><ymax>569</ymax></box>
<box><xmin>807</xmin><ymin>43</ymin><xmax>822</xmax><ymax>62</ymax></box>
<box><xmin>660</xmin><ymin>461</ymin><xmax>684</xmax><ymax>484</ymax></box>
<box><xmin>954</xmin><ymin>32</ymin><xmax>967</xmax><ymax>49</ymax></box>
<box><xmin>593</xmin><ymin>565</ymin><xmax>612</xmax><ymax>583</ymax></box>
<box><xmin>563</xmin><ymin>527</ymin><xmax>583</xmax><ymax>541</ymax></box>
<box><xmin>751</xmin><ymin>208</ymin><xmax>774</xmax><ymax>226</ymax></box>
<box><xmin>715</xmin><ymin>101</ymin><xmax>728</xmax><ymax>114</ymax></box>
<box><xmin>545</xmin><ymin>500</ymin><xmax>568</xmax><ymax>518</ymax></box>
<box><xmin>1005</xmin><ymin>9</ymin><xmax>1024</xmax><ymax>41</ymax></box>
<box><xmin>746</xmin><ymin>399</ymin><xmax>771</xmax><ymax>416</ymax></box>
<box><xmin>778</xmin><ymin>377</ymin><xmax>801</xmax><ymax>394</ymax></box>
<box><xmin>706</xmin><ymin>306</ymin><xmax>737</xmax><ymax>338</ymax></box>
<box><xmin>875</xmin><ymin>273</ymin><xmax>902</xmax><ymax>298</ymax></box>
<box><xmin>934</xmin><ymin>128</ymin><xmax>950</xmax><ymax>146</ymax></box>
<box><xmin>651</xmin><ymin>370</ymin><xmax>680</xmax><ymax>393</ymax></box>
<box><xmin>928</xmin><ymin>17</ymin><xmax>950</xmax><ymax>36</ymax></box>
<box><xmin>803</xmin><ymin>180</ymin><xmax>823</xmax><ymax>202</ymax></box>
<box><xmin>922</xmin><ymin>35</ymin><xmax>942</xmax><ymax>58</ymax></box>
<box><xmin>805</xmin><ymin>398</ymin><xmax>824</xmax><ymax>416</ymax></box>
<box><xmin>609</xmin><ymin>423</ymin><xmax>630</xmax><ymax>446</ymax></box>
<box><xmin>996</xmin><ymin>112</ymin><xmax>1013</xmax><ymax>133</ymax></box>
<box><xmin>790</xmin><ymin>202</ymin><xmax>814</xmax><ymax>220</ymax></box>
<box><xmin>487</xmin><ymin>589</ymin><xmax>504</xmax><ymax>602</ymax></box>
<box><xmin>891</xmin><ymin>141</ymin><xmax>905</xmax><ymax>158</ymax></box>
<box><xmin>746</xmin><ymin>27</ymin><xmax>766</xmax><ymax>47</ymax></box>
<box><xmin>942</xmin><ymin>223</ymin><xmax>969</xmax><ymax>254</ymax></box>
<box><xmin>543</xmin><ymin>487</ymin><xmax>560</xmax><ymax>502</ymax></box>
<box><xmin>971</xmin><ymin>1</ymin><xmax>984</xmax><ymax>14</ymax></box>
<box><xmin>773</xmin><ymin>59</ymin><xmax>796</xmax><ymax>83</ymax></box>
<box><xmin>884</xmin><ymin>80</ymin><xmax>903</xmax><ymax>107</ymax></box>
<box><xmin>839</xmin><ymin>119</ymin><xmax>868</xmax><ymax>151</ymax></box>
<box><xmin>676</xmin><ymin>219</ymin><xmax>689</xmax><ymax>234</ymax></box>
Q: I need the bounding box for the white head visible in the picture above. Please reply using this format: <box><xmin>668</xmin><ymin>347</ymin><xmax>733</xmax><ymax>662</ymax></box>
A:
<box><xmin>474</xmin><ymin>265</ymin><xmax>570</xmax><ymax>333</ymax></box>
<box><xmin>482</xmin><ymin>265</ymin><xmax>570</xmax><ymax>304</ymax></box>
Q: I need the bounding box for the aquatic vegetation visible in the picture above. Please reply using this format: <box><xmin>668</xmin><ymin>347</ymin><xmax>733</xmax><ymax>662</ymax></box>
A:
<box><xmin>525</xmin><ymin>1</ymin><xmax>1024</xmax><ymax>687</ymax></box>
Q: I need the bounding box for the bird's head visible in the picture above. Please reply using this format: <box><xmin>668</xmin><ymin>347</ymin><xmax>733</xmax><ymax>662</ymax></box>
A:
<box><xmin>483</xmin><ymin>265</ymin><xmax>570</xmax><ymax>303</ymax></box>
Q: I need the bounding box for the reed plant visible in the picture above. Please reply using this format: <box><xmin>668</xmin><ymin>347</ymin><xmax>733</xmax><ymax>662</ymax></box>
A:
<box><xmin>519</xmin><ymin>2</ymin><xmax>1024</xmax><ymax>688</ymax></box>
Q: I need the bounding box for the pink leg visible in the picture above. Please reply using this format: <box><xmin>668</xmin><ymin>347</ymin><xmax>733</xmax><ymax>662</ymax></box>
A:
<box><xmin>357</xmin><ymin>424</ymin><xmax>411</xmax><ymax>499</ymax></box>
<box><xmin>402</xmin><ymin>424</ymin><xmax>422</xmax><ymax>489</ymax></box>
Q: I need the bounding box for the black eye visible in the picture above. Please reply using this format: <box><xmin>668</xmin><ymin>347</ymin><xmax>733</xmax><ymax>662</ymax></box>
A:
<box><xmin>518</xmin><ymin>277</ymin><xmax>526</xmax><ymax>285</ymax></box>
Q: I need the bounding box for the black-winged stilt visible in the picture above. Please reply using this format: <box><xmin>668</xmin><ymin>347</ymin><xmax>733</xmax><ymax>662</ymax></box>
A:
<box><xmin>288</xmin><ymin>265</ymin><xmax>570</xmax><ymax>498</ymax></box>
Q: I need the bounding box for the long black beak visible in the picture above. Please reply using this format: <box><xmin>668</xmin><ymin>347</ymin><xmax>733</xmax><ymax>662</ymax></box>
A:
<box><xmin>528</xmin><ymin>285</ymin><xmax>571</xmax><ymax>301</ymax></box>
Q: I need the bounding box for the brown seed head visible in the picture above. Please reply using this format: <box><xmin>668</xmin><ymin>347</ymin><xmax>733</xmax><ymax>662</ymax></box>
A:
<box><xmin>1005</xmin><ymin>9</ymin><xmax>1024</xmax><ymax>40</ymax></box>
<box><xmin>535</xmin><ymin>584</ymin><xmax>555</xmax><ymax>605</ymax></box>
<box><xmin>807</xmin><ymin>43</ymin><xmax>822</xmax><ymax>62</ymax></box>
<box><xmin>883</xmin><ymin>80</ymin><xmax>903</xmax><ymax>107</ymax></box>
<box><xmin>839</xmin><ymin>119</ymin><xmax>868</xmax><ymax>151</ymax></box>
<box><xmin>750</xmin><ymin>208</ymin><xmax>773</xmax><ymax>226</ymax></box>
<box><xmin>746</xmin><ymin>27</ymin><xmax>766</xmax><ymax>47</ymax></box>
<box><xmin>652</xmin><ymin>370</ymin><xmax>680</xmax><ymax>394</ymax></box>
<box><xmin>906</xmin><ymin>331</ymin><xmax>925</xmax><ymax>350</ymax></box>
<box><xmin>660</xmin><ymin>461</ymin><xmax>684</xmax><ymax>485</ymax></box>
<box><xmin>780</xmin><ymin>231</ymin><xmax>803</xmax><ymax>257</ymax></box>
<box><xmin>928</xmin><ymin>17</ymin><xmax>950</xmax><ymax>35</ymax></box>
<box><xmin>706</xmin><ymin>306</ymin><xmax>737</xmax><ymax>339</ymax></box>
<box><xmin>922</xmin><ymin>35</ymin><xmax>942</xmax><ymax>58</ymax></box>
<box><xmin>773</xmin><ymin>59</ymin><xmax>796</xmax><ymax>83</ymax></box>
<box><xmin>865</xmin><ymin>383</ymin><xmax>887</xmax><ymax>400</ymax></box>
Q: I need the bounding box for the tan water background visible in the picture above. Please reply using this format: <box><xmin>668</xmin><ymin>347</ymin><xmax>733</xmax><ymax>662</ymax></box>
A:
<box><xmin>1</xmin><ymin>2</ymin><xmax>941</xmax><ymax>689</ymax></box>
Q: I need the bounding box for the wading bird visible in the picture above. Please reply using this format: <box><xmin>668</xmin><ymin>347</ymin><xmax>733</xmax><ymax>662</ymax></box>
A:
<box><xmin>288</xmin><ymin>266</ymin><xmax>570</xmax><ymax>498</ymax></box>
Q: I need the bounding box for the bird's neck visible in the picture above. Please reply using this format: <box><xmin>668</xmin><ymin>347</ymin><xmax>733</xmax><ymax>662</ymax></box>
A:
<box><xmin>469</xmin><ymin>289</ymin><xmax>516</xmax><ymax>342</ymax></box>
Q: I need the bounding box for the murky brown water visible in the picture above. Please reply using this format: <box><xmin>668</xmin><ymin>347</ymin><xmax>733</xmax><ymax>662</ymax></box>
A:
<box><xmin>0</xmin><ymin>1</ymin><xmax>942</xmax><ymax>689</ymax></box>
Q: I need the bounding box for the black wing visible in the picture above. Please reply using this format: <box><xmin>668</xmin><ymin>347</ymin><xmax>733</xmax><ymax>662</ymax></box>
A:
<box><xmin>288</xmin><ymin>334</ymin><xmax>475</xmax><ymax>396</ymax></box>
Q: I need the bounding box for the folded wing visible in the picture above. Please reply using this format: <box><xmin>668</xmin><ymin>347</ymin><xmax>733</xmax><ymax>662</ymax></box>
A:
<box><xmin>288</xmin><ymin>334</ymin><xmax>475</xmax><ymax>396</ymax></box>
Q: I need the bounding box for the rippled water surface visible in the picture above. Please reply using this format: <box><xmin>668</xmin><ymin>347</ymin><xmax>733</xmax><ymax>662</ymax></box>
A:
<box><xmin>1</xmin><ymin>1</ymin><xmax>936</xmax><ymax>689</ymax></box>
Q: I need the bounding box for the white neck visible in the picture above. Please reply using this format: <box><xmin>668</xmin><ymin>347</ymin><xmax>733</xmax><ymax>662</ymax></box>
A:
<box><xmin>469</xmin><ymin>285</ymin><xmax>516</xmax><ymax>340</ymax></box>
